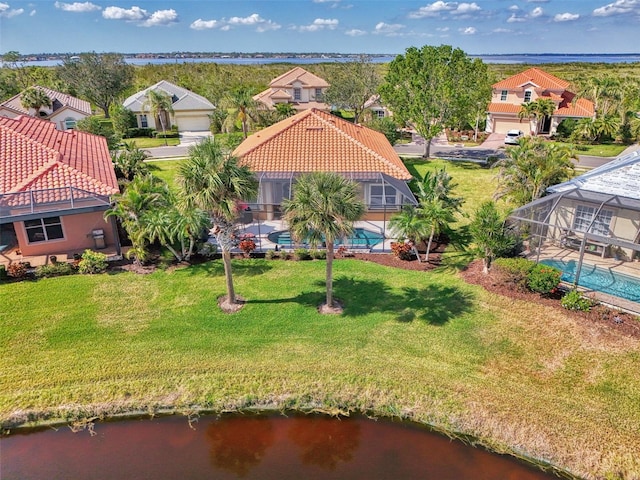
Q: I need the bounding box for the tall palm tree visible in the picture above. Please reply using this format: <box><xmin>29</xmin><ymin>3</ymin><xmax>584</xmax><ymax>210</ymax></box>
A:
<box><xmin>419</xmin><ymin>198</ymin><xmax>456</xmax><ymax>263</ymax></box>
<box><xmin>20</xmin><ymin>87</ymin><xmax>52</xmax><ymax>117</ymax></box>
<box><xmin>177</xmin><ymin>138</ymin><xmax>258</xmax><ymax>307</ymax></box>
<box><xmin>142</xmin><ymin>89</ymin><xmax>174</xmax><ymax>145</ymax></box>
<box><xmin>518</xmin><ymin>98</ymin><xmax>555</xmax><ymax>135</ymax></box>
<box><xmin>223</xmin><ymin>88</ymin><xmax>259</xmax><ymax>138</ymax></box>
<box><xmin>469</xmin><ymin>201</ymin><xmax>514</xmax><ymax>274</ymax></box>
<box><xmin>517</xmin><ymin>101</ymin><xmax>537</xmax><ymax>135</ymax></box>
<box><xmin>282</xmin><ymin>172</ymin><xmax>364</xmax><ymax>311</ymax></box>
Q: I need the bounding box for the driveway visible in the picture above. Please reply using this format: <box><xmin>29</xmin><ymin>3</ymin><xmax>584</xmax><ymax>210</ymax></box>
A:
<box><xmin>145</xmin><ymin>130</ymin><xmax>212</xmax><ymax>159</ymax></box>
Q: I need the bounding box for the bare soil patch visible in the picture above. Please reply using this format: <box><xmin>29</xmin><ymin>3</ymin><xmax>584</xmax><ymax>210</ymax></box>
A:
<box><xmin>460</xmin><ymin>259</ymin><xmax>640</xmax><ymax>339</ymax></box>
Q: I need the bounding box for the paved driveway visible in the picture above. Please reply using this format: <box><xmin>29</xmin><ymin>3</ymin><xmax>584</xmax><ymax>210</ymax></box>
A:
<box><xmin>145</xmin><ymin>130</ymin><xmax>212</xmax><ymax>159</ymax></box>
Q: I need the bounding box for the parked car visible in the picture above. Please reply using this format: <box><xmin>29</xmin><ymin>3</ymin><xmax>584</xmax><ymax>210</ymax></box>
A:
<box><xmin>504</xmin><ymin>130</ymin><xmax>524</xmax><ymax>145</ymax></box>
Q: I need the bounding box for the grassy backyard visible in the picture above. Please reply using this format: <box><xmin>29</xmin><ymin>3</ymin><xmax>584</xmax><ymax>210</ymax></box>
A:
<box><xmin>1</xmin><ymin>259</ymin><xmax>639</xmax><ymax>479</ymax></box>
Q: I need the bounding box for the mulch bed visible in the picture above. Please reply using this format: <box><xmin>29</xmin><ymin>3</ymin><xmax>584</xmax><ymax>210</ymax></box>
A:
<box><xmin>460</xmin><ymin>259</ymin><xmax>640</xmax><ymax>339</ymax></box>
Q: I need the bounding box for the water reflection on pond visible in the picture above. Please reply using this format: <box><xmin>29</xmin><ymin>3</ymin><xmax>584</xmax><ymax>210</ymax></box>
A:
<box><xmin>2</xmin><ymin>413</ymin><xmax>557</xmax><ymax>479</ymax></box>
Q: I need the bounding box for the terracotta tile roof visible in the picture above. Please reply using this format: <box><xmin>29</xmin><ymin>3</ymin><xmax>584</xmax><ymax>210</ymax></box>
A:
<box><xmin>488</xmin><ymin>93</ymin><xmax>594</xmax><ymax>118</ymax></box>
<box><xmin>0</xmin><ymin>86</ymin><xmax>91</xmax><ymax>116</ymax></box>
<box><xmin>0</xmin><ymin>115</ymin><xmax>118</xmax><ymax>196</ymax></box>
<box><xmin>487</xmin><ymin>103</ymin><xmax>523</xmax><ymax>114</ymax></box>
<box><xmin>233</xmin><ymin>108</ymin><xmax>412</xmax><ymax>181</ymax></box>
<box><xmin>493</xmin><ymin>67</ymin><xmax>571</xmax><ymax>91</ymax></box>
<box><xmin>269</xmin><ymin>67</ymin><xmax>330</xmax><ymax>89</ymax></box>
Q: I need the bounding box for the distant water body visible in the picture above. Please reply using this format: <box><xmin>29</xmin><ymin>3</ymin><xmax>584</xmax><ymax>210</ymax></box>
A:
<box><xmin>19</xmin><ymin>53</ymin><xmax>640</xmax><ymax>67</ymax></box>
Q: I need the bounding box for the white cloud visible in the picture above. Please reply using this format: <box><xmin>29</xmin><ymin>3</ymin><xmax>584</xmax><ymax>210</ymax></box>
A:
<box><xmin>29</xmin><ymin>8</ymin><xmax>35</xmax><ymax>15</ymax></box>
<box><xmin>507</xmin><ymin>13</ymin><xmax>526</xmax><ymax>22</ymax></box>
<box><xmin>0</xmin><ymin>2</ymin><xmax>23</xmax><ymax>17</ymax></box>
<box><xmin>140</xmin><ymin>9</ymin><xmax>177</xmax><ymax>27</ymax></box>
<box><xmin>409</xmin><ymin>1</ymin><xmax>480</xmax><ymax>18</ymax></box>
<box><xmin>227</xmin><ymin>13</ymin><xmax>280</xmax><ymax>32</ymax></box>
<box><xmin>54</xmin><ymin>1</ymin><xmax>101</xmax><ymax>12</ymax></box>
<box><xmin>102</xmin><ymin>6</ymin><xmax>147</xmax><ymax>21</ymax></box>
<box><xmin>530</xmin><ymin>6</ymin><xmax>544</xmax><ymax>17</ymax></box>
<box><xmin>492</xmin><ymin>27</ymin><xmax>512</xmax><ymax>33</ymax></box>
<box><xmin>436</xmin><ymin>26</ymin><xmax>449</xmax><ymax>32</ymax></box>
<box><xmin>554</xmin><ymin>12</ymin><xmax>579</xmax><ymax>22</ymax></box>
<box><xmin>593</xmin><ymin>0</ymin><xmax>640</xmax><ymax>16</ymax></box>
<box><xmin>508</xmin><ymin>5</ymin><xmax>519</xmax><ymax>11</ymax></box>
<box><xmin>460</xmin><ymin>26</ymin><xmax>476</xmax><ymax>34</ymax></box>
<box><xmin>373</xmin><ymin>22</ymin><xmax>404</xmax><ymax>35</ymax></box>
<box><xmin>345</xmin><ymin>28</ymin><xmax>366</xmax><ymax>36</ymax></box>
<box><xmin>297</xmin><ymin>18</ymin><xmax>339</xmax><ymax>32</ymax></box>
<box><xmin>190</xmin><ymin>18</ymin><xmax>220</xmax><ymax>30</ymax></box>
<box><xmin>507</xmin><ymin>5</ymin><xmax>544</xmax><ymax>22</ymax></box>
<box><xmin>452</xmin><ymin>3</ymin><xmax>481</xmax><ymax>15</ymax></box>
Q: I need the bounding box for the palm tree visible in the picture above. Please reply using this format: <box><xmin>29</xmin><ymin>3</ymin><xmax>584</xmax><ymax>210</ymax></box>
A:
<box><xmin>223</xmin><ymin>88</ymin><xmax>259</xmax><ymax>138</ymax></box>
<box><xmin>20</xmin><ymin>87</ymin><xmax>52</xmax><ymax>117</ymax></box>
<box><xmin>469</xmin><ymin>201</ymin><xmax>515</xmax><ymax>274</ymax></box>
<box><xmin>282</xmin><ymin>172</ymin><xmax>365</xmax><ymax>312</ymax></box>
<box><xmin>111</xmin><ymin>141</ymin><xmax>151</xmax><ymax>184</ymax></box>
<box><xmin>518</xmin><ymin>98</ymin><xmax>555</xmax><ymax>135</ymax></box>
<box><xmin>274</xmin><ymin>103</ymin><xmax>296</xmax><ymax>121</ymax></box>
<box><xmin>420</xmin><ymin>198</ymin><xmax>456</xmax><ymax>263</ymax></box>
<box><xmin>177</xmin><ymin>138</ymin><xmax>258</xmax><ymax>307</ymax></box>
<box><xmin>518</xmin><ymin>101</ymin><xmax>537</xmax><ymax>135</ymax></box>
<box><xmin>142</xmin><ymin>89</ymin><xmax>174</xmax><ymax>145</ymax></box>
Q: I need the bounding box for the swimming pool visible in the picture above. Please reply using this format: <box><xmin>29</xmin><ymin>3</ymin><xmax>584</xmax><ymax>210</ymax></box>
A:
<box><xmin>540</xmin><ymin>259</ymin><xmax>640</xmax><ymax>303</ymax></box>
<box><xmin>267</xmin><ymin>228</ymin><xmax>385</xmax><ymax>249</ymax></box>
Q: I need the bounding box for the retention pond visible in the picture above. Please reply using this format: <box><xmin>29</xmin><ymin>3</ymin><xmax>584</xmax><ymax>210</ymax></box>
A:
<box><xmin>2</xmin><ymin>413</ymin><xmax>560</xmax><ymax>479</ymax></box>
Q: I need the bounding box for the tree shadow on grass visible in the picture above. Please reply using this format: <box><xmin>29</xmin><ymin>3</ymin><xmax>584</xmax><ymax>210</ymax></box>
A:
<box><xmin>179</xmin><ymin>259</ymin><xmax>273</xmax><ymax>278</ymax></box>
<box><xmin>279</xmin><ymin>276</ymin><xmax>474</xmax><ymax>325</ymax></box>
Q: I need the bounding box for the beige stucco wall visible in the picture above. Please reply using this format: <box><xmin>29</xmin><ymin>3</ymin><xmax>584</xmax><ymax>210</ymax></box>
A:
<box><xmin>50</xmin><ymin>109</ymin><xmax>88</xmax><ymax>131</ymax></box>
<box><xmin>15</xmin><ymin>211</ymin><xmax>116</xmax><ymax>257</ymax></box>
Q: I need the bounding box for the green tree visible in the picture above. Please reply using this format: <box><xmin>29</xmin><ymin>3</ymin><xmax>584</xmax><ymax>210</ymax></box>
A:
<box><xmin>274</xmin><ymin>102</ymin><xmax>297</xmax><ymax>120</ymax></box>
<box><xmin>389</xmin><ymin>205</ymin><xmax>426</xmax><ymax>245</ymax></box>
<box><xmin>177</xmin><ymin>138</ymin><xmax>258</xmax><ymax>307</ymax></box>
<box><xmin>469</xmin><ymin>201</ymin><xmax>515</xmax><ymax>274</ymax></box>
<box><xmin>109</xmin><ymin>103</ymin><xmax>136</xmax><ymax>139</ymax></box>
<box><xmin>517</xmin><ymin>98</ymin><xmax>555</xmax><ymax>136</ymax></box>
<box><xmin>223</xmin><ymin>87</ymin><xmax>259</xmax><ymax>138</ymax></box>
<box><xmin>367</xmin><ymin>116</ymin><xmax>401</xmax><ymax>145</ymax></box>
<box><xmin>380</xmin><ymin>45</ymin><xmax>490</xmax><ymax>158</ymax></box>
<box><xmin>75</xmin><ymin>116</ymin><xmax>119</xmax><ymax>150</ymax></box>
<box><xmin>58</xmin><ymin>52</ymin><xmax>133</xmax><ymax>118</ymax></box>
<box><xmin>142</xmin><ymin>89</ymin><xmax>174</xmax><ymax>145</ymax></box>
<box><xmin>111</xmin><ymin>142</ymin><xmax>151</xmax><ymax>184</ymax></box>
<box><xmin>323</xmin><ymin>55</ymin><xmax>381</xmax><ymax>124</ymax></box>
<box><xmin>20</xmin><ymin>86</ymin><xmax>52</xmax><ymax>117</ymax></box>
<box><xmin>495</xmin><ymin>137</ymin><xmax>576</xmax><ymax>206</ymax></box>
<box><xmin>282</xmin><ymin>172</ymin><xmax>364</xmax><ymax>311</ymax></box>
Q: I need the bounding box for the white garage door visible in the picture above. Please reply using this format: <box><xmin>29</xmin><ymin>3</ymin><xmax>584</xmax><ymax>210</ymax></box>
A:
<box><xmin>493</xmin><ymin>118</ymin><xmax>528</xmax><ymax>134</ymax></box>
<box><xmin>175</xmin><ymin>114</ymin><xmax>211</xmax><ymax>131</ymax></box>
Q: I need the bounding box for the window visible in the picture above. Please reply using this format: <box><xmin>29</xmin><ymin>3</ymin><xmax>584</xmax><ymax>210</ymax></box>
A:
<box><xmin>369</xmin><ymin>184</ymin><xmax>397</xmax><ymax>209</ymax></box>
<box><xmin>376</xmin><ymin>110</ymin><xmax>386</xmax><ymax>119</ymax></box>
<box><xmin>315</xmin><ymin>88</ymin><xmax>323</xmax><ymax>101</ymax></box>
<box><xmin>24</xmin><ymin>217</ymin><xmax>64</xmax><ymax>243</ymax></box>
<box><xmin>293</xmin><ymin>88</ymin><xmax>302</xmax><ymax>101</ymax></box>
<box><xmin>140</xmin><ymin>114</ymin><xmax>148</xmax><ymax>128</ymax></box>
<box><xmin>64</xmin><ymin>117</ymin><xmax>77</xmax><ymax>130</ymax></box>
<box><xmin>524</xmin><ymin>90</ymin><xmax>532</xmax><ymax>103</ymax></box>
<box><xmin>500</xmin><ymin>90</ymin><xmax>508</xmax><ymax>101</ymax></box>
<box><xmin>573</xmin><ymin>205</ymin><xmax>613</xmax><ymax>237</ymax></box>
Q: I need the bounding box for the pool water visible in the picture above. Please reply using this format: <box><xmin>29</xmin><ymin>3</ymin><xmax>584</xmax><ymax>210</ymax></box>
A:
<box><xmin>267</xmin><ymin>228</ymin><xmax>385</xmax><ymax>249</ymax></box>
<box><xmin>540</xmin><ymin>259</ymin><xmax>640</xmax><ymax>303</ymax></box>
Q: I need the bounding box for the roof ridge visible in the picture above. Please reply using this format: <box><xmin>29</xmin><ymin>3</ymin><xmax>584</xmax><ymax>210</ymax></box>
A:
<box><xmin>311</xmin><ymin>111</ymin><xmax>409</xmax><ymax>178</ymax></box>
<box><xmin>9</xmin><ymin>156</ymin><xmax>60</xmax><ymax>193</ymax></box>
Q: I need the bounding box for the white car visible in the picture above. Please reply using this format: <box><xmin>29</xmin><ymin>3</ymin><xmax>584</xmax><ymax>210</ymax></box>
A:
<box><xmin>504</xmin><ymin>130</ymin><xmax>524</xmax><ymax>145</ymax></box>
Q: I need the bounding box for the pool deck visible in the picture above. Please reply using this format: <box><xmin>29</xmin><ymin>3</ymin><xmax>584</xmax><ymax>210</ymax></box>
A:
<box><xmin>533</xmin><ymin>245</ymin><xmax>640</xmax><ymax>314</ymax></box>
<box><xmin>235</xmin><ymin>219</ymin><xmax>396</xmax><ymax>253</ymax></box>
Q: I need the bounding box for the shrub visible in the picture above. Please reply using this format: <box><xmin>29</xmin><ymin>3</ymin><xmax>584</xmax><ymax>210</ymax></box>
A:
<box><xmin>238</xmin><ymin>235</ymin><xmax>257</xmax><ymax>257</ymax></box>
<box><xmin>311</xmin><ymin>249</ymin><xmax>327</xmax><ymax>260</ymax></box>
<box><xmin>294</xmin><ymin>249</ymin><xmax>312</xmax><ymax>261</ymax></box>
<box><xmin>494</xmin><ymin>257</ymin><xmax>535</xmax><ymax>290</ymax></box>
<box><xmin>126</xmin><ymin>127</ymin><xmax>155</xmax><ymax>138</ymax></box>
<box><xmin>0</xmin><ymin>265</ymin><xmax>6</xmax><ymax>280</ymax></box>
<box><xmin>390</xmin><ymin>242</ymin><xmax>414</xmax><ymax>261</ymax></box>
<box><xmin>265</xmin><ymin>250</ymin><xmax>279</xmax><ymax>260</ymax></box>
<box><xmin>77</xmin><ymin>249</ymin><xmax>108</xmax><ymax>274</ymax></box>
<box><xmin>155</xmin><ymin>131</ymin><xmax>180</xmax><ymax>139</ymax></box>
<box><xmin>561</xmin><ymin>289</ymin><xmax>595</xmax><ymax>312</ymax></box>
<box><xmin>7</xmin><ymin>262</ymin><xmax>28</xmax><ymax>278</ymax></box>
<box><xmin>527</xmin><ymin>264</ymin><xmax>562</xmax><ymax>295</ymax></box>
<box><xmin>35</xmin><ymin>262</ymin><xmax>75</xmax><ymax>278</ymax></box>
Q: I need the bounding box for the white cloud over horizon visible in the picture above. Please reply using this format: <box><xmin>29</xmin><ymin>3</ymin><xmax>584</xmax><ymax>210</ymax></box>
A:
<box><xmin>54</xmin><ymin>1</ymin><xmax>101</xmax><ymax>13</ymax></box>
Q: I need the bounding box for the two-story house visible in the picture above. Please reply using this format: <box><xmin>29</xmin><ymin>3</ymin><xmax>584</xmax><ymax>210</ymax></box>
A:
<box><xmin>253</xmin><ymin>67</ymin><xmax>330</xmax><ymax>112</ymax></box>
<box><xmin>486</xmin><ymin>67</ymin><xmax>595</xmax><ymax>135</ymax></box>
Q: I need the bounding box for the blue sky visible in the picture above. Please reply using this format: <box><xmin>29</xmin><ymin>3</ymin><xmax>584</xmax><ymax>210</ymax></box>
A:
<box><xmin>0</xmin><ymin>0</ymin><xmax>636</xmax><ymax>55</ymax></box>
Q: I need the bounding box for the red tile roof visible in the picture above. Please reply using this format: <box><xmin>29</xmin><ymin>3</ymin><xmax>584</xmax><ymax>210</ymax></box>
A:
<box><xmin>233</xmin><ymin>109</ymin><xmax>412</xmax><ymax>180</ymax></box>
<box><xmin>269</xmin><ymin>67</ymin><xmax>330</xmax><ymax>89</ymax></box>
<box><xmin>487</xmin><ymin>103</ymin><xmax>523</xmax><ymax>114</ymax></box>
<box><xmin>0</xmin><ymin>86</ymin><xmax>91</xmax><ymax>117</ymax></box>
<box><xmin>0</xmin><ymin>115</ymin><xmax>118</xmax><ymax>196</ymax></box>
<box><xmin>493</xmin><ymin>67</ymin><xmax>571</xmax><ymax>90</ymax></box>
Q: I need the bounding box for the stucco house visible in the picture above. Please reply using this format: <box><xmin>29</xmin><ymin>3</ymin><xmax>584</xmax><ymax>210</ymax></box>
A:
<box><xmin>0</xmin><ymin>115</ymin><xmax>120</xmax><ymax>264</ymax></box>
<box><xmin>509</xmin><ymin>149</ymin><xmax>640</xmax><ymax>263</ymax></box>
<box><xmin>123</xmin><ymin>80</ymin><xmax>215</xmax><ymax>131</ymax></box>
<box><xmin>486</xmin><ymin>67</ymin><xmax>595</xmax><ymax>135</ymax></box>
<box><xmin>253</xmin><ymin>67</ymin><xmax>330</xmax><ymax>112</ymax></box>
<box><xmin>233</xmin><ymin>108</ymin><xmax>417</xmax><ymax>222</ymax></box>
<box><xmin>0</xmin><ymin>86</ymin><xmax>92</xmax><ymax>131</ymax></box>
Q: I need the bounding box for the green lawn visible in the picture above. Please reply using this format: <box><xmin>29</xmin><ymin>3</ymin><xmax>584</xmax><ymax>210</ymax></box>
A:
<box><xmin>1</xmin><ymin>259</ymin><xmax>639</xmax><ymax>479</ymax></box>
<box><xmin>126</xmin><ymin>137</ymin><xmax>181</xmax><ymax>148</ymax></box>
<box><xmin>146</xmin><ymin>159</ymin><xmax>185</xmax><ymax>189</ymax></box>
<box><xmin>574</xmin><ymin>143</ymin><xmax>628</xmax><ymax>157</ymax></box>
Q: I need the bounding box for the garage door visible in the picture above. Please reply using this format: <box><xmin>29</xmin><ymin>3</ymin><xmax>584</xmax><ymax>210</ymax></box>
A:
<box><xmin>175</xmin><ymin>114</ymin><xmax>211</xmax><ymax>131</ymax></box>
<box><xmin>493</xmin><ymin>118</ymin><xmax>528</xmax><ymax>134</ymax></box>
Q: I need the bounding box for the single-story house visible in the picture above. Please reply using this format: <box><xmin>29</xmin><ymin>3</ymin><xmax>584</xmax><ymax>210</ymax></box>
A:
<box><xmin>486</xmin><ymin>67</ymin><xmax>595</xmax><ymax>135</ymax></box>
<box><xmin>364</xmin><ymin>94</ymin><xmax>392</xmax><ymax>120</ymax></box>
<box><xmin>232</xmin><ymin>108</ymin><xmax>417</xmax><ymax>222</ymax></box>
<box><xmin>509</xmin><ymin>149</ymin><xmax>640</xmax><ymax>263</ymax></box>
<box><xmin>0</xmin><ymin>86</ymin><xmax>92</xmax><ymax>131</ymax></box>
<box><xmin>0</xmin><ymin>115</ymin><xmax>120</xmax><ymax>263</ymax></box>
<box><xmin>123</xmin><ymin>80</ymin><xmax>215</xmax><ymax>131</ymax></box>
<box><xmin>253</xmin><ymin>67</ymin><xmax>330</xmax><ymax>112</ymax></box>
